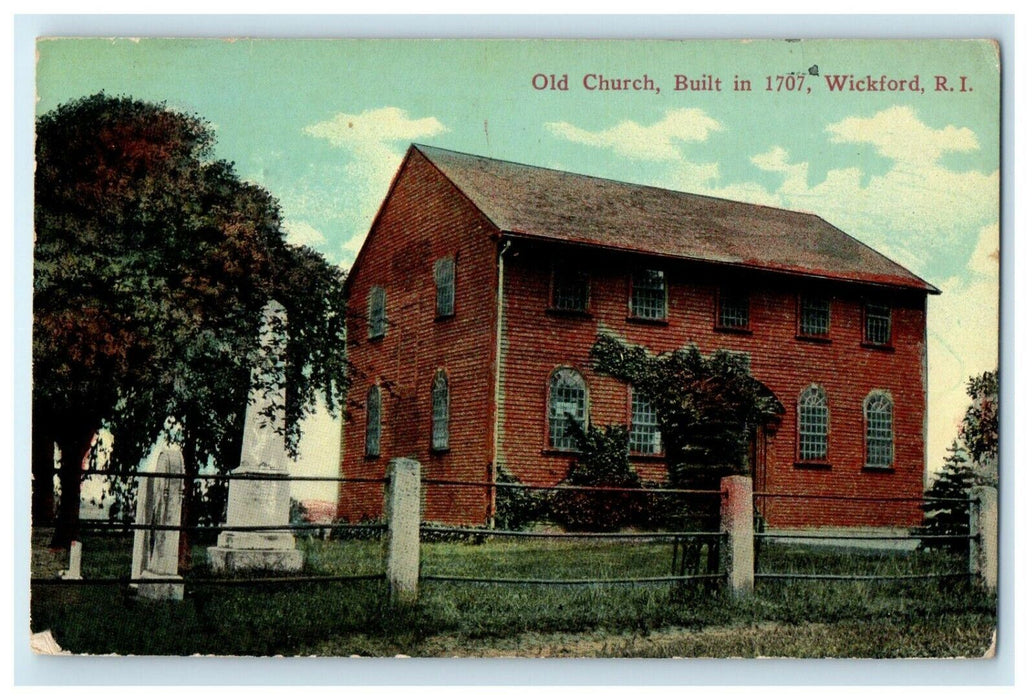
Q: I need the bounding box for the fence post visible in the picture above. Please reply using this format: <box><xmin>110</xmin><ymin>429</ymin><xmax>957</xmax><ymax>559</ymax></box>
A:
<box><xmin>385</xmin><ymin>458</ymin><xmax>421</xmax><ymax>605</ymax></box>
<box><xmin>969</xmin><ymin>485</ymin><xmax>997</xmax><ymax>592</ymax></box>
<box><xmin>720</xmin><ymin>475</ymin><xmax>754</xmax><ymax>595</ymax></box>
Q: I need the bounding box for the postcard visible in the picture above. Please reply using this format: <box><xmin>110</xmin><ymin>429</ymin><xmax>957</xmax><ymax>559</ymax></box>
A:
<box><xmin>29</xmin><ymin>36</ymin><xmax>1001</xmax><ymax>660</ymax></box>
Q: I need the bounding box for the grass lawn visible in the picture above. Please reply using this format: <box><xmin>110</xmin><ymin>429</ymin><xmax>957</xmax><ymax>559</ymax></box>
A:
<box><xmin>30</xmin><ymin>530</ymin><xmax>996</xmax><ymax>657</ymax></box>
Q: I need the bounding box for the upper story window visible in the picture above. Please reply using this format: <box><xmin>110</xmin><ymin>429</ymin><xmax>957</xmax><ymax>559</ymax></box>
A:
<box><xmin>630</xmin><ymin>269</ymin><xmax>667</xmax><ymax>320</ymax></box>
<box><xmin>551</xmin><ymin>267</ymin><xmax>590</xmax><ymax>313</ymax></box>
<box><xmin>431</xmin><ymin>370</ymin><xmax>450</xmax><ymax>452</ymax></box>
<box><xmin>717</xmin><ymin>290</ymin><xmax>750</xmax><ymax>330</ymax></box>
<box><xmin>365</xmin><ymin>385</ymin><xmax>382</xmax><ymax>458</ymax></box>
<box><xmin>367</xmin><ymin>286</ymin><xmax>387</xmax><ymax>340</ymax></box>
<box><xmin>630</xmin><ymin>388</ymin><xmax>662</xmax><ymax>455</ymax></box>
<box><xmin>548</xmin><ymin>367</ymin><xmax>587</xmax><ymax>451</ymax></box>
<box><xmin>797</xmin><ymin>384</ymin><xmax>829</xmax><ymax>462</ymax></box>
<box><xmin>799</xmin><ymin>295</ymin><xmax>830</xmax><ymax>338</ymax></box>
<box><xmin>864</xmin><ymin>391</ymin><xmax>893</xmax><ymax>468</ymax></box>
<box><xmin>864</xmin><ymin>303</ymin><xmax>892</xmax><ymax>346</ymax></box>
<box><xmin>434</xmin><ymin>257</ymin><xmax>455</xmax><ymax>318</ymax></box>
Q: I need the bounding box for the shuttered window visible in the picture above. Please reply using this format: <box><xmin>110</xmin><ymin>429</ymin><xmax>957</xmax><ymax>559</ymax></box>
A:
<box><xmin>365</xmin><ymin>385</ymin><xmax>381</xmax><ymax>457</ymax></box>
<box><xmin>431</xmin><ymin>370</ymin><xmax>449</xmax><ymax>451</ymax></box>
<box><xmin>434</xmin><ymin>257</ymin><xmax>455</xmax><ymax>318</ymax></box>
<box><xmin>368</xmin><ymin>286</ymin><xmax>387</xmax><ymax>339</ymax></box>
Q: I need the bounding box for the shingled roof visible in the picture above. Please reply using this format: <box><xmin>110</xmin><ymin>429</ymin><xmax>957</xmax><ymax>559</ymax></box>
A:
<box><xmin>414</xmin><ymin>144</ymin><xmax>937</xmax><ymax>293</ymax></box>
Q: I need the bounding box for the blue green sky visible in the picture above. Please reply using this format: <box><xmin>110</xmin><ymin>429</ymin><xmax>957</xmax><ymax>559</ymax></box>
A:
<box><xmin>36</xmin><ymin>38</ymin><xmax>1001</xmax><ymax>494</ymax></box>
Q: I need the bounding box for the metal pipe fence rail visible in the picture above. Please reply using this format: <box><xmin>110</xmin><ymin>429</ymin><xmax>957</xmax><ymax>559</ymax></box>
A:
<box><xmin>751</xmin><ymin>489</ymin><xmax>982</xmax><ymax>585</ymax></box>
<box><xmin>35</xmin><ymin>463</ymin><xmax>996</xmax><ymax>600</ymax></box>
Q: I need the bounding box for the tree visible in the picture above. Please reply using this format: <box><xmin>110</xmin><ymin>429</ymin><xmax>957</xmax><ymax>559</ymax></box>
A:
<box><xmin>961</xmin><ymin>369</ymin><xmax>999</xmax><ymax>485</ymax></box>
<box><xmin>34</xmin><ymin>93</ymin><xmax>349</xmax><ymax>548</ymax></box>
<box><xmin>919</xmin><ymin>369</ymin><xmax>999</xmax><ymax>551</ymax></box>
<box><xmin>550</xmin><ymin>421</ymin><xmax>643</xmax><ymax>532</ymax></box>
<box><xmin>919</xmin><ymin>441</ymin><xmax>975</xmax><ymax>553</ymax></box>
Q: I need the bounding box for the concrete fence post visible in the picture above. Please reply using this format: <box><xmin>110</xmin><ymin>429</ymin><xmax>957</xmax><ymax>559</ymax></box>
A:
<box><xmin>719</xmin><ymin>475</ymin><xmax>754</xmax><ymax>596</ymax></box>
<box><xmin>385</xmin><ymin>458</ymin><xmax>421</xmax><ymax>604</ymax></box>
<box><xmin>969</xmin><ymin>485</ymin><xmax>998</xmax><ymax>592</ymax></box>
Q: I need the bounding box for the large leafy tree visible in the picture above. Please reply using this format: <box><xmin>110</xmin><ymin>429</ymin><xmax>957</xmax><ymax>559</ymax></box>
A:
<box><xmin>34</xmin><ymin>93</ymin><xmax>349</xmax><ymax>548</ymax></box>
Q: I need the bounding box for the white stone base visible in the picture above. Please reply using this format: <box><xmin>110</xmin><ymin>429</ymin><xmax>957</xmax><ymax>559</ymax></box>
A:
<box><xmin>133</xmin><ymin>570</ymin><xmax>185</xmax><ymax>601</ymax></box>
<box><xmin>207</xmin><ymin>546</ymin><xmax>304</xmax><ymax>572</ymax></box>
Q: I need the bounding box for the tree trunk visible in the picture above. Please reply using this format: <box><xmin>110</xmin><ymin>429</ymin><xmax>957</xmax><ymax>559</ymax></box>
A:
<box><xmin>31</xmin><ymin>419</ymin><xmax>56</xmax><ymax>527</ymax></box>
<box><xmin>178</xmin><ymin>437</ymin><xmax>198</xmax><ymax>572</ymax></box>
<box><xmin>50</xmin><ymin>419</ymin><xmax>99</xmax><ymax>549</ymax></box>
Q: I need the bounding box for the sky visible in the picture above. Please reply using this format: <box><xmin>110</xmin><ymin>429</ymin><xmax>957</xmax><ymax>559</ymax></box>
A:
<box><xmin>34</xmin><ymin>38</ymin><xmax>1001</xmax><ymax>501</ymax></box>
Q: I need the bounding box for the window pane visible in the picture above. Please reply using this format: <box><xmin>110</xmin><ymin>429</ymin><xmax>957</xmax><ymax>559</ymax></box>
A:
<box><xmin>553</xmin><ymin>270</ymin><xmax>589</xmax><ymax>312</ymax></box>
<box><xmin>368</xmin><ymin>286</ymin><xmax>386</xmax><ymax>339</ymax></box>
<box><xmin>365</xmin><ymin>386</ymin><xmax>381</xmax><ymax>457</ymax></box>
<box><xmin>800</xmin><ymin>296</ymin><xmax>830</xmax><ymax>336</ymax></box>
<box><xmin>434</xmin><ymin>257</ymin><xmax>455</xmax><ymax>317</ymax></box>
<box><xmin>630</xmin><ymin>389</ymin><xmax>662</xmax><ymax>454</ymax></box>
<box><xmin>798</xmin><ymin>385</ymin><xmax>828</xmax><ymax>461</ymax></box>
<box><xmin>548</xmin><ymin>368</ymin><xmax>586</xmax><ymax>450</ymax></box>
<box><xmin>432</xmin><ymin>372</ymin><xmax>449</xmax><ymax>450</ymax></box>
<box><xmin>718</xmin><ymin>291</ymin><xmax>749</xmax><ymax>328</ymax></box>
<box><xmin>865</xmin><ymin>303</ymin><xmax>891</xmax><ymax>345</ymax></box>
<box><xmin>865</xmin><ymin>393</ymin><xmax>893</xmax><ymax>467</ymax></box>
<box><xmin>631</xmin><ymin>269</ymin><xmax>666</xmax><ymax>319</ymax></box>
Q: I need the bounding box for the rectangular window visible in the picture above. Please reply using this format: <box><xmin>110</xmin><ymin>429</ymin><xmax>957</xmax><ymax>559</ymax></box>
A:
<box><xmin>434</xmin><ymin>257</ymin><xmax>455</xmax><ymax>318</ymax></box>
<box><xmin>631</xmin><ymin>269</ymin><xmax>666</xmax><ymax>320</ymax></box>
<box><xmin>367</xmin><ymin>286</ymin><xmax>387</xmax><ymax>339</ymax></box>
<box><xmin>799</xmin><ymin>296</ymin><xmax>830</xmax><ymax>337</ymax></box>
<box><xmin>717</xmin><ymin>291</ymin><xmax>750</xmax><ymax>329</ymax></box>
<box><xmin>630</xmin><ymin>389</ymin><xmax>662</xmax><ymax>455</ymax></box>
<box><xmin>551</xmin><ymin>268</ymin><xmax>590</xmax><ymax>312</ymax></box>
<box><xmin>864</xmin><ymin>303</ymin><xmax>892</xmax><ymax>345</ymax></box>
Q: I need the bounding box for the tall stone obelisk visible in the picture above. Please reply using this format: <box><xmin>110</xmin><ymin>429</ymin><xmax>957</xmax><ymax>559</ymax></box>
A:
<box><xmin>208</xmin><ymin>300</ymin><xmax>303</xmax><ymax>572</ymax></box>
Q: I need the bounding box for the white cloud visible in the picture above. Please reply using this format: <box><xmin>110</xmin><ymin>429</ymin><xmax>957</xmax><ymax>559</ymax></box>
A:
<box><xmin>303</xmin><ymin>107</ymin><xmax>446</xmax><ymax>151</ymax></box>
<box><xmin>546</xmin><ymin>109</ymin><xmax>723</xmax><ymax>161</ymax></box>
<box><xmin>826</xmin><ymin>105</ymin><xmax>979</xmax><ymax>167</ymax></box>
<box><xmin>283</xmin><ymin>220</ymin><xmax>327</xmax><ymax>247</ymax></box>
<box><xmin>303</xmin><ymin>107</ymin><xmax>448</xmax><ymax>268</ymax></box>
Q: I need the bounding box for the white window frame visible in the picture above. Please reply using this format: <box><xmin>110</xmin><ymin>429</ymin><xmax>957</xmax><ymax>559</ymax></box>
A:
<box><xmin>547</xmin><ymin>367</ymin><xmax>588</xmax><ymax>450</ymax></box>
<box><xmin>631</xmin><ymin>269</ymin><xmax>667</xmax><ymax>320</ymax></box>
<box><xmin>797</xmin><ymin>384</ymin><xmax>829</xmax><ymax>462</ymax></box>
<box><xmin>630</xmin><ymin>388</ymin><xmax>662</xmax><ymax>455</ymax></box>
<box><xmin>864</xmin><ymin>390</ymin><xmax>894</xmax><ymax>468</ymax></box>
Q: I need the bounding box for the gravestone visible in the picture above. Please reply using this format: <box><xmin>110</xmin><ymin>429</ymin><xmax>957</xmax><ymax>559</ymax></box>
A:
<box><xmin>131</xmin><ymin>446</ymin><xmax>185</xmax><ymax>600</ymax></box>
<box><xmin>208</xmin><ymin>300</ymin><xmax>303</xmax><ymax>572</ymax></box>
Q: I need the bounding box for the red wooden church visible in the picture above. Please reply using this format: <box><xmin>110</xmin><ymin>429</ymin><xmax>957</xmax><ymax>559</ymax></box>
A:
<box><xmin>337</xmin><ymin>144</ymin><xmax>938</xmax><ymax>529</ymax></box>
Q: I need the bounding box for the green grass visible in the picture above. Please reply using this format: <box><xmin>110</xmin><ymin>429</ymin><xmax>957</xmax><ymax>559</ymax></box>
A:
<box><xmin>29</xmin><ymin>532</ymin><xmax>996</xmax><ymax>657</ymax></box>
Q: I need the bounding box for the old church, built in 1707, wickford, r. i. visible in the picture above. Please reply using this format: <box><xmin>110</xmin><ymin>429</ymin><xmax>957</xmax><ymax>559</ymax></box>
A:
<box><xmin>337</xmin><ymin>144</ymin><xmax>938</xmax><ymax>530</ymax></box>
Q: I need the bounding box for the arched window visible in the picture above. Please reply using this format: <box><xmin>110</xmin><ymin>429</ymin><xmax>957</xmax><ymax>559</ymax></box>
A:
<box><xmin>798</xmin><ymin>385</ymin><xmax>828</xmax><ymax>462</ymax></box>
<box><xmin>431</xmin><ymin>370</ymin><xmax>449</xmax><ymax>451</ymax></box>
<box><xmin>548</xmin><ymin>367</ymin><xmax>587</xmax><ymax>450</ymax></box>
<box><xmin>365</xmin><ymin>385</ymin><xmax>381</xmax><ymax>457</ymax></box>
<box><xmin>864</xmin><ymin>391</ymin><xmax>893</xmax><ymax>467</ymax></box>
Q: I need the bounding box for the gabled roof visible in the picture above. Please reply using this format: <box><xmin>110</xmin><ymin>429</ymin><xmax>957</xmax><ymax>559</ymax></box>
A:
<box><xmin>414</xmin><ymin>144</ymin><xmax>937</xmax><ymax>294</ymax></box>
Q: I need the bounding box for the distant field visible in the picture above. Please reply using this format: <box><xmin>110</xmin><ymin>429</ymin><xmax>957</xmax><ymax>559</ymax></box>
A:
<box><xmin>29</xmin><ymin>531</ymin><xmax>996</xmax><ymax>657</ymax></box>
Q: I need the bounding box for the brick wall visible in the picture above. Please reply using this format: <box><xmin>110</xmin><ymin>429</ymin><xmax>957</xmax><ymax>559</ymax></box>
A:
<box><xmin>497</xmin><ymin>242</ymin><xmax>929</xmax><ymax>529</ymax></box>
<box><xmin>340</xmin><ymin>154</ymin><xmax>931</xmax><ymax>530</ymax></box>
<box><xmin>337</xmin><ymin>150</ymin><xmax>499</xmax><ymax>524</ymax></box>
